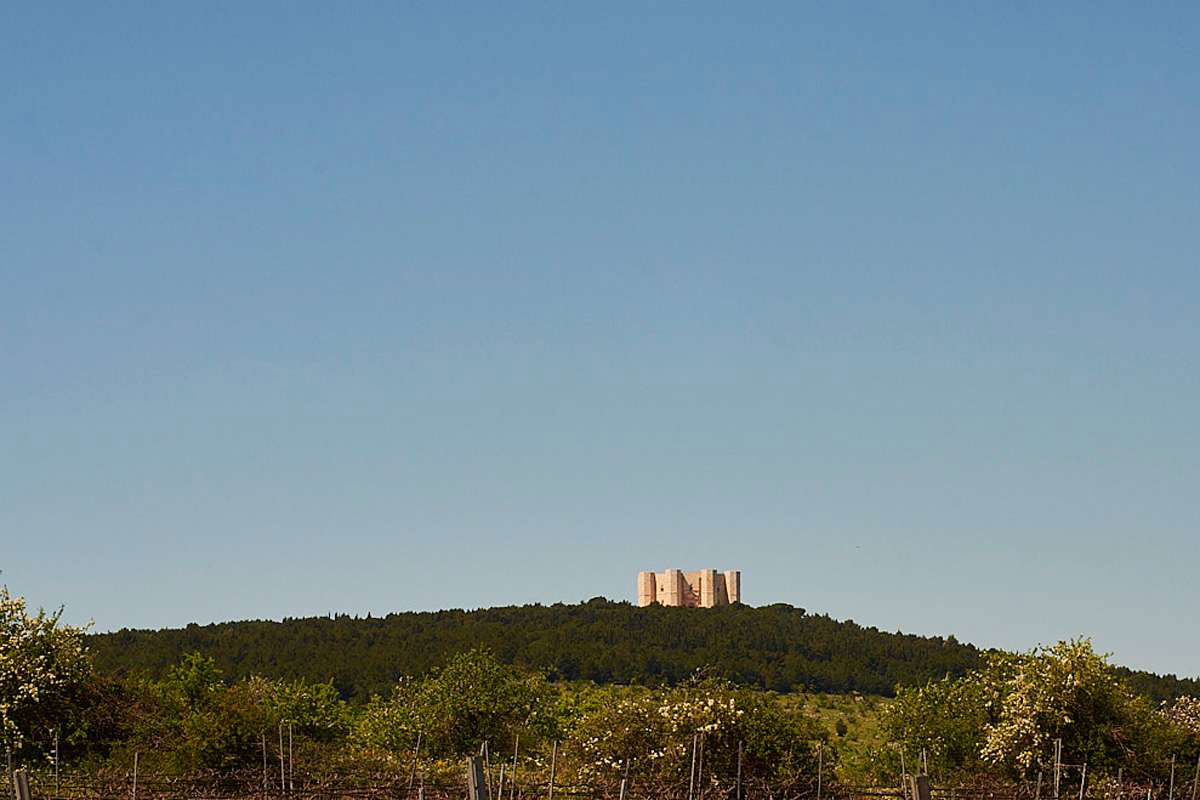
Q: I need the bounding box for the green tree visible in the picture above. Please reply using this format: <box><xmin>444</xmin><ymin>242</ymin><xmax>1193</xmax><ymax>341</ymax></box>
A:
<box><xmin>879</xmin><ymin>674</ymin><xmax>990</xmax><ymax>779</ymax></box>
<box><xmin>355</xmin><ymin>649</ymin><xmax>552</xmax><ymax>759</ymax></box>
<box><xmin>270</xmin><ymin>677</ymin><xmax>346</xmax><ymax>741</ymax></box>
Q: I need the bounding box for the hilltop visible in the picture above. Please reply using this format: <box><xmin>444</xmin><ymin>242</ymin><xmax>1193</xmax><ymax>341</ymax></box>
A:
<box><xmin>88</xmin><ymin>599</ymin><xmax>1200</xmax><ymax>702</ymax></box>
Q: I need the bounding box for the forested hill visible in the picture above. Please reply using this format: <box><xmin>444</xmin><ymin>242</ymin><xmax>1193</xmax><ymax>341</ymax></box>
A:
<box><xmin>88</xmin><ymin>599</ymin><xmax>1200</xmax><ymax>703</ymax></box>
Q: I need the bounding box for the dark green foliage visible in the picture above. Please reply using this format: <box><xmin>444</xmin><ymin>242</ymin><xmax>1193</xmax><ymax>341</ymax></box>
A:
<box><xmin>1114</xmin><ymin>667</ymin><xmax>1200</xmax><ymax>705</ymax></box>
<box><xmin>88</xmin><ymin>601</ymin><xmax>1199</xmax><ymax>704</ymax></box>
<box><xmin>90</xmin><ymin>601</ymin><xmax>978</xmax><ymax>701</ymax></box>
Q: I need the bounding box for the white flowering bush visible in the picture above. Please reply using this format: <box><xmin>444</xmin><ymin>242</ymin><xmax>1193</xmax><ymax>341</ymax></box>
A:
<box><xmin>876</xmin><ymin>638</ymin><xmax>1189</xmax><ymax>782</ymax></box>
<box><xmin>979</xmin><ymin>639</ymin><xmax>1128</xmax><ymax>774</ymax></box>
<box><xmin>566</xmin><ymin>679</ymin><xmax>821</xmax><ymax>792</ymax></box>
<box><xmin>0</xmin><ymin>585</ymin><xmax>92</xmax><ymax>753</ymax></box>
<box><xmin>1162</xmin><ymin>696</ymin><xmax>1200</xmax><ymax>740</ymax></box>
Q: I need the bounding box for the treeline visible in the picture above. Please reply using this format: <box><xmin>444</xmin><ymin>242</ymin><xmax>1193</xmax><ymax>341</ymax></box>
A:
<box><xmin>88</xmin><ymin>599</ymin><xmax>1200</xmax><ymax>702</ymax></box>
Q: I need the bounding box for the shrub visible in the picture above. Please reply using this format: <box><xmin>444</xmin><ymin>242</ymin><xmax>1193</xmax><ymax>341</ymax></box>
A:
<box><xmin>566</xmin><ymin>678</ymin><xmax>822</xmax><ymax>794</ymax></box>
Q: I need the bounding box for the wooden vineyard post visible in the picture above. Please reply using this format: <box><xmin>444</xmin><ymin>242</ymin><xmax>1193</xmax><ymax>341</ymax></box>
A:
<box><xmin>1170</xmin><ymin>756</ymin><xmax>1176</xmax><ymax>800</ymax></box>
<box><xmin>408</xmin><ymin>733</ymin><xmax>423</xmax><ymax>791</ymax></box>
<box><xmin>817</xmin><ymin>742</ymin><xmax>823</xmax><ymax>800</ymax></box>
<box><xmin>132</xmin><ymin>752</ymin><xmax>139</xmax><ymax>800</ymax></box>
<box><xmin>467</xmin><ymin>755</ymin><xmax>490</xmax><ymax>800</ymax></box>
<box><xmin>1054</xmin><ymin>740</ymin><xmax>1063</xmax><ymax>800</ymax></box>
<box><xmin>262</xmin><ymin>732</ymin><xmax>268</xmax><ymax>792</ymax></box>
<box><xmin>688</xmin><ymin>734</ymin><xmax>698</xmax><ymax>800</ymax></box>
<box><xmin>547</xmin><ymin>742</ymin><xmax>557</xmax><ymax>800</ymax></box>
<box><xmin>619</xmin><ymin>759</ymin><xmax>630</xmax><ymax>800</ymax></box>
<box><xmin>1079</xmin><ymin>764</ymin><xmax>1087</xmax><ymax>800</ymax></box>
<box><xmin>288</xmin><ymin>723</ymin><xmax>294</xmax><ymax>794</ymax></box>
<box><xmin>278</xmin><ymin>724</ymin><xmax>285</xmax><ymax>794</ymax></box>
<box><xmin>1191</xmin><ymin>753</ymin><xmax>1200</xmax><ymax>800</ymax></box>
<box><xmin>736</xmin><ymin>741</ymin><xmax>743</xmax><ymax>800</ymax></box>
<box><xmin>13</xmin><ymin>770</ymin><xmax>31</xmax><ymax>800</ymax></box>
<box><xmin>483</xmin><ymin>742</ymin><xmax>492</xmax><ymax>800</ymax></box>
<box><xmin>509</xmin><ymin>735</ymin><xmax>519</xmax><ymax>800</ymax></box>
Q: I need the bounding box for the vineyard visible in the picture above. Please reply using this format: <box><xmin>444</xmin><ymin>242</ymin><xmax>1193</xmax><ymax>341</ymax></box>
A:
<box><xmin>4</xmin><ymin>589</ymin><xmax>1200</xmax><ymax>800</ymax></box>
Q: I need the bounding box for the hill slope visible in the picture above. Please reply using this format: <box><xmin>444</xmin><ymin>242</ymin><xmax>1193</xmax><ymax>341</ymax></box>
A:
<box><xmin>88</xmin><ymin>599</ymin><xmax>1200</xmax><ymax>702</ymax></box>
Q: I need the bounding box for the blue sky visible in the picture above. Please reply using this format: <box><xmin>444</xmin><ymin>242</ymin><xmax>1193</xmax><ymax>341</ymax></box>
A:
<box><xmin>3</xmin><ymin>3</ymin><xmax>1198</xmax><ymax>677</ymax></box>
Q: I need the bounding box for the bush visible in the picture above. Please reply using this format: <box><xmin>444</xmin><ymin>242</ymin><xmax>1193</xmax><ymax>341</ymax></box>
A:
<box><xmin>875</xmin><ymin>639</ymin><xmax>1199</xmax><ymax>783</ymax></box>
<box><xmin>565</xmin><ymin>678</ymin><xmax>823</xmax><ymax>794</ymax></box>
<box><xmin>354</xmin><ymin>649</ymin><xmax>554</xmax><ymax>759</ymax></box>
<box><xmin>0</xmin><ymin>586</ymin><xmax>93</xmax><ymax>758</ymax></box>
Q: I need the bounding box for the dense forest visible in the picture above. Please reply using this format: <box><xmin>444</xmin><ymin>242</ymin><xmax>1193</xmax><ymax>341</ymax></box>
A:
<box><xmin>88</xmin><ymin>599</ymin><xmax>1200</xmax><ymax>703</ymax></box>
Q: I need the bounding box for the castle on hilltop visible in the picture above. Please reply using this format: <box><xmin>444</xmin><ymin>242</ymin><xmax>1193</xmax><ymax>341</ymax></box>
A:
<box><xmin>637</xmin><ymin>569</ymin><xmax>741</xmax><ymax>607</ymax></box>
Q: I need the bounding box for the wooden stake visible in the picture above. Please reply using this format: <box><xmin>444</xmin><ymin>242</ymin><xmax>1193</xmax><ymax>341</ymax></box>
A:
<box><xmin>468</xmin><ymin>756</ymin><xmax>488</xmax><ymax>800</ymax></box>
<box><xmin>510</xmin><ymin>735</ymin><xmax>519</xmax><ymax>800</ymax></box>
<box><xmin>408</xmin><ymin>733</ymin><xmax>422</xmax><ymax>791</ymax></box>
<box><xmin>696</xmin><ymin>733</ymin><xmax>705</xmax><ymax>800</ymax></box>
<box><xmin>1054</xmin><ymin>740</ymin><xmax>1063</xmax><ymax>800</ymax></box>
<box><xmin>1079</xmin><ymin>763</ymin><xmax>1087</xmax><ymax>800</ymax></box>
<box><xmin>132</xmin><ymin>751</ymin><xmax>139</xmax><ymax>800</ymax></box>
<box><xmin>1036</xmin><ymin>771</ymin><xmax>1043</xmax><ymax>800</ymax></box>
<box><xmin>261</xmin><ymin>732</ymin><xmax>268</xmax><ymax>790</ymax></box>
<box><xmin>54</xmin><ymin>730</ymin><xmax>60</xmax><ymax>796</ymax></box>
<box><xmin>1191</xmin><ymin>753</ymin><xmax>1199</xmax><ymax>800</ymax></box>
<box><xmin>13</xmin><ymin>770</ymin><xmax>31</xmax><ymax>800</ymax></box>
<box><xmin>278</xmin><ymin>724</ymin><xmax>285</xmax><ymax>793</ymax></box>
<box><xmin>1170</xmin><ymin>756</ymin><xmax>1177</xmax><ymax>800</ymax></box>
<box><xmin>288</xmin><ymin>723</ymin><xmax>294</xmax><ymax>794</ymax></box>
<box><xmin>484</xmin><ymin>741</ymin><xmax>493</xmax><ymax>800</ymax></box>
<box><xmin>736</xmin><ymin>741</ymin><xmax>743</xmax><ymax>800</ymax></box>
<box><xmin>817</xmin><ymin>743</ymin><xmax>823</xmax><ymax>800</ymax></box>
<box><xmin>547</xmin><ymin>742</ymin><xmax>557</xmax><ymax>800</ymax></box>
<box><xmin>688</xmin><ymin>734</ymin><xmax>698</xmax><ymax>800</ymax></box>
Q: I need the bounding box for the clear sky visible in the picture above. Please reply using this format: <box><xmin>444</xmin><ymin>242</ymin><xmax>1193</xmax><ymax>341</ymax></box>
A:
<box><xmin>2</xmin><ymin>4</ymin><xmax>1197</xmax><ymax>678</ymax></box>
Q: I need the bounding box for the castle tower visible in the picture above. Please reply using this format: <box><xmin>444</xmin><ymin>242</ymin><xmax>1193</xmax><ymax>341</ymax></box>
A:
<box><xmin>637</xmin><ymin>572</ymin><xmax>657</xmax><ymax>607</ymax></box>
<box><xmin>699</xmin><ymin>568</ymin><xmax>718</xmax><ymax>607</ymax></box>
<box><xmin>662</xmin><ymin>569</ymin><xmax>684</xmax><ymax>606</ymax></box>
<box><xmin>724</xmin><ymin>570</ymin><xmax>741</xmax><ymax>603</ymax></box>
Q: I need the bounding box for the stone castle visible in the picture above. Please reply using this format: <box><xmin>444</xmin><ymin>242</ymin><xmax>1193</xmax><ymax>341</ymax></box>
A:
<box><xmin>637</xmin><ymin>569</ymin><xmax>741</xmax><ymax>607</ymax></box>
